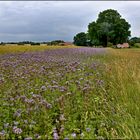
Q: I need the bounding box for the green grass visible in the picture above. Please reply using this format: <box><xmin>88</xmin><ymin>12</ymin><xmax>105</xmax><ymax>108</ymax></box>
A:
<box><xmin>0</xmin><ymin>46</ymin><xmax>140</xmax><ymax>139</ymax></box>
<box><xmin>94</xmin><ymin>48</ymin><xmax>140</xmax><ymax>138</ymax></box>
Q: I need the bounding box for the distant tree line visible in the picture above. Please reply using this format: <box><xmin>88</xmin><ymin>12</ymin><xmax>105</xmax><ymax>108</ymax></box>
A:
<box><xmin>129</xmin><ymin>37</ymin><xmax>140</xmax><ymax>45</ymax></box>
<box><xmin>46</xmin><ymin>40</ymin><xmax>65</xmax><ymax>45</ymax></box>
<box><xmin>129</xmin><ymin>37</ymin><xmax>140</xmax><ymax>48</ymax></box>
<box><xmin>0</xmin><ymin>40</ymin><xmax>65</xmax><ymax>46</ymax></box>
<box><xmin>73</xmin><ymin>9</ymin><xmax>131</xmax><ymax>47</ymax></box>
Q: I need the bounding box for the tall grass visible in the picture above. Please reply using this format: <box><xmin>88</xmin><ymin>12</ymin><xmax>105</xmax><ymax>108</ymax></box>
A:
<box><xmin>98</xmin><ymin>49</ymin><xmax>140</xmax><ymax>138</ymax></box>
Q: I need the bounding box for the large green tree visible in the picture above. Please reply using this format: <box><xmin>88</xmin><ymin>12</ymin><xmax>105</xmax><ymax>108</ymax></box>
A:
<box><xmin>73</xmin><ymin>32</ymin><xmax>87</xmax><ymax>46</ymax></box>
<box><xmin>88</xmin><ymin>9</ymin><xmax>131</xmax><ymax>47</ymax></box>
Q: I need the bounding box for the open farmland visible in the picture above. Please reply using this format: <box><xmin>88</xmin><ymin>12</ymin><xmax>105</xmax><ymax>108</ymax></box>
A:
<box><xmin>0</xmin><ymin>45</ymin><xmax>78</xmax><ymax>55</ymax></box>
<box><xmin>0</xmin><ymin>46</ymin><xmax>140</xmax><ymax>139</ymax></box>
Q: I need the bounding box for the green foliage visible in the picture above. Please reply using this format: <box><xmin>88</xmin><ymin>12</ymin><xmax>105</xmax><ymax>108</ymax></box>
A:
<box><xmin>132</xmin><ymin>43</ymin><xmax>140</xmax><ymax>48</ymax></box>
<box><xmin>48</xmin><ymin>40</ymin><xmax>65</xmax><ymax>45</ymax></box>
<box><xmin>129</xmin><ymin>37</ymin><xmax>140</xmax><ymax>46</ymax></box>
<box><xmin>88</xmin><ymin>9</ymin><xmax>131</xmax><ymax>47</ymax></box>
<box><xmin>107</xmin><ymin>42</ymin><xmax>113</xmax><ymax>47</ymax></box>
<box><xmin>17</xmin><ymin>42</ymin><xmax>24</xmax><ymax>45</ymax></box>
<box><xmin>73</xmin><ymin>32</ymin><xmax>87</xmax><ymax>46</ymax></box>
<box><xmin>0</xmin><ymin>41</ymin><xmax>65</xmax><ymax>46</ymax></box>
<box><xmin>31</xmin><ymin>42</ymin><xmax>40</xmax><ymax>45</ymax></box>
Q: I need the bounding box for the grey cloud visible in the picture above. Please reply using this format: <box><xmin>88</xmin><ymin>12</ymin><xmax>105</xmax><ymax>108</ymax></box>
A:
<box><xmin>0</xmin><ymin>1</ymin><xmax>140</xmax><ymax>42</ymax></box>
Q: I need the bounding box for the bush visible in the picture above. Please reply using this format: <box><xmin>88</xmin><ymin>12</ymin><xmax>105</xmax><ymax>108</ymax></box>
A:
<box><xmin>73</xmin><ymin>32</ymin><xmax>87</xmax><ymax>46</ymax></box>
<box><xmin>131</xmin><ymin>43</ymin><xmax>140</xmax><ymax>48</ymax></box>
<box><xmin>129</xmin><ymin>41</ymin><xmax>135</xmax><ymax>46</ymax></box>
<box><xmin>31</xmin><ymin>43</ymin><xmax>40</xmax><ymax>45</ymax></box>
<box><xmin>18</xmin><ymin>42</ymin><xmax>24</xmax><ymax>45</ymax></box>
<box><xmin>107</xmin><ymin>42</ymin><xmax>113</xmax><ymax>47</ymax></box>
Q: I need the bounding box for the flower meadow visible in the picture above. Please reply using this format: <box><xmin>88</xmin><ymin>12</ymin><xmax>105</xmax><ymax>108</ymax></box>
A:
<box><xmin>0</xmin><ymin>46</ymin><xmax>140</xmax><ymax>139</ymax></box>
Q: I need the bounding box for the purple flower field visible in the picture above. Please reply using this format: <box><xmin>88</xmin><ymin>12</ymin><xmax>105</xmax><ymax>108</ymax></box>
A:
<box><xmin>0</xmin><ymin>47</ymin><xmax>110</xmax><ymax>139</ymax></box>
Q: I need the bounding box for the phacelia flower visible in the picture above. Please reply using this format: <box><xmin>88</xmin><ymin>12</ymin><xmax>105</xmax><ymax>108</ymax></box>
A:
<box><xmin>13</xmin><ymin>126</ymin><xmax>22</xmax><ymax>134</ymax></box>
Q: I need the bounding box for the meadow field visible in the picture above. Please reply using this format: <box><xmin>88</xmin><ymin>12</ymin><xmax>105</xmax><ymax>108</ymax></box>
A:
<box><xmin>0</xmin><ymin>45</ymin><xmax>140</xmax><ymax>139</ymax></box>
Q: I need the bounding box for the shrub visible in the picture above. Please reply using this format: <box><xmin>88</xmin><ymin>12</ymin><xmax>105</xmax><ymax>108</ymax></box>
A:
<box><xmin>132</xmin><ymin>43</ymin><xmax>140</xmax><ymax>48</ymax></box>
<box><xmin>107</xmin><ymin>42</ymin><xmax>113</xmax><ymax>47</ymax></box>
<box><xmin>134</xmin><ymin>43</ymin><xmax>140</xmax><ymax>48</ymax></box>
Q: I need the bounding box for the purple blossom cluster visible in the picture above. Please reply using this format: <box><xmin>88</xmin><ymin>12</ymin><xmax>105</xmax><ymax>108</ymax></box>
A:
<box><xmin>0</xmin><ymin>47</ymin><xmax>106</xmax><ymax>139</ymax></box>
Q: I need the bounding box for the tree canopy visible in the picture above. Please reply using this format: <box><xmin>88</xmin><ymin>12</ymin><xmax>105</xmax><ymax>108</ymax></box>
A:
<box><xmin>73</xmin><ymin>32</ymin><xmax>87</xmax><ymax>46</ymax></box>
<box><xmin>88</xmin><ymin>9</ymin><xmax>131</xmax><ymax>47</ymax></box>
<box><xmin>74</xmin><ymin>9</ymin><xmax>131</xmax><ymax>47</ymax></box>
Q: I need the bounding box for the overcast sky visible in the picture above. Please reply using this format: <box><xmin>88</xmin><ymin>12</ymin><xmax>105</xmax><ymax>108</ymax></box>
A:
<box><xmin>0</xmin><ymin>1</ymin><xmax>140</xmax><ymax>42</ymax></box>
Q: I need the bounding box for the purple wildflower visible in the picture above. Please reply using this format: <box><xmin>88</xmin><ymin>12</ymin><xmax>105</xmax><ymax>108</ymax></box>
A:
<box><xmin>13</xmin><ymin>126</ymin><xmax>22</xmax><ymax>134</ymax></box>
<box><xmin>4</xmin><ymin>123</ymin><xmax>9</xmax><ymax>128</ymax></box>
<box><xmin>14</xmin><ymin>109</ymin><xmax>22</xmax><ymax>117</ymax></box>
<box><xmin>34</xmin><ymin>134</ymin><xmax>41</xmax><ymax>139</ymax></box>
<box><xmin>0</xmin><ymin>130</ymin><xmax>6</xmax><ymax>136</ymax></box>
<box><xmin>41</xmin><ymin>85</ymin><xmax>47</xmax><ymax>91</ymax></box>
<box><xmin>71</xmin><ymin>132</ymin><xmax>76</xmax><ymax>138</ymax></box>
<box><xmin>53</xmin><ymin>128</ymin><xmax>59</xmax><ymax>140</ymax></box>
<box><xmin>86</xmin><ymin>128</ymin><xmax>91</xmax><ymax>132</ymax></box>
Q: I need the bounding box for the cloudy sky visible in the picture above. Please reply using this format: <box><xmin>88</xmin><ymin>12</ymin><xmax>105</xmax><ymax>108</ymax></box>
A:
<box><xmin>0</xmin><ymin>1</ymin><xmax>140</xmax><ymax>42</ymax></box>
